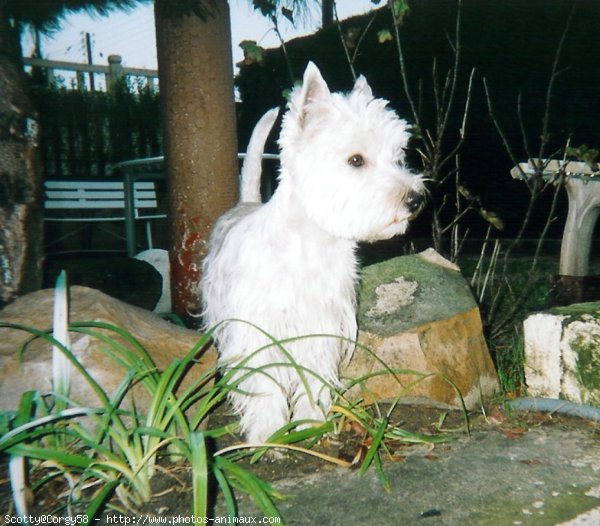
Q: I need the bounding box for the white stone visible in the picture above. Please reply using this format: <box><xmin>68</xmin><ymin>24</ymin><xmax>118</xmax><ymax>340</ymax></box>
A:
<box><xmin>524</xmin><ymin>303</ymin><xmax>600</xmax><ymax>405</ymax></box>
<box><xmin>522</xmin><ymin>313</ymin><xmax>566</xmax><ymax>398</ymax></box>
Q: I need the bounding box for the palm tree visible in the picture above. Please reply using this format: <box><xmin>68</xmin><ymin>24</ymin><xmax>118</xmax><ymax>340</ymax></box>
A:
<box><xmin>154</xmin><ymin>0</ymin><xmax>238</xmax><ymax>326</ymax></box>
<box><xmin>322</xmin><ymin>0</ymin><xmax>334</xmax><ymax>27</ymax></box>
<box><xmin>0</xmin><ymin>0</ymin><xmax>148</xmax><ymax>307</ymax></box>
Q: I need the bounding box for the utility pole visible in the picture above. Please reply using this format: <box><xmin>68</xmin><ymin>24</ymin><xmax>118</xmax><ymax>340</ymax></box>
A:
<box><xmin>85</xmin><ymin>32</ymin><xmax>95</xmax><ymax>91</ymax></box>
<box><xmin>33</xmin><ymin>27</ymin><xmax>42</xmax><ymax>58</ymax></box>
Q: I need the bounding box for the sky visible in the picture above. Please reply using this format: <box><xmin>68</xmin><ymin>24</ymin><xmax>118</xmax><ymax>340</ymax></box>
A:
<box><xmin>22</xmin><ymin>1</ymin><xmax>377</xmax><ymax>72</ymax></box>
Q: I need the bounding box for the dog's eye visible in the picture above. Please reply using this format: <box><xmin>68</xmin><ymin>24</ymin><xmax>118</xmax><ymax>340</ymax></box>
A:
<box><xmin>348</xmin><ymin>154</ymin><xmax>365</xmax><ymax>168</ymax></box>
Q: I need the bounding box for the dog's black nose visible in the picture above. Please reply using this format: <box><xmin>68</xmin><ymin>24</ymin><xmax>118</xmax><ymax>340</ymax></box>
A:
<box><xmin>406</xmin><ymin>190</ymin><xmax>424</xmax><ymax>214</ymax></box>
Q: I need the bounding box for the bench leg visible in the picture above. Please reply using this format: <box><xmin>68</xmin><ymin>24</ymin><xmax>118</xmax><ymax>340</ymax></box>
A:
<box><xmin>145</xmin><ymin>221</ymin><xmax>154</xmax><ymax>250</ymax></box>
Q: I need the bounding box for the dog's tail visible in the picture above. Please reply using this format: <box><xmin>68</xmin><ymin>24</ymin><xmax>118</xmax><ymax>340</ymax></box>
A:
<box><xmin>239</xmin><ymin>107</ymin><xmax>279</xmax><ymax>203</ymax></box>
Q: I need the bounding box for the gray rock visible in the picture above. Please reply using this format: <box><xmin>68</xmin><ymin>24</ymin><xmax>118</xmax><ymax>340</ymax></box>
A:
<box><xmin>0</xmin><ymin>286</ymin><xmax>216</xmax><ymax>412</ymax></box>
<box><xmin>343</xmin><ymin>249</ymin><xmax>499</xmax><ymax>409</ymax></box>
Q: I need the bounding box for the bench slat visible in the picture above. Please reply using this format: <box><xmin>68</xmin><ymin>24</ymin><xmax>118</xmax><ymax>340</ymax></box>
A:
<box><xmin>45</xmin><ymin>201</ymin><xmax>158</xmax><ymax>209</ymax></box>
<box><xmin>45</xmin><ymin>189</ymin><xmax>158</xmax><ymax>196</ymax></box>
<box><xmin>44</xmin><ymin>181</ymin><xmax>162</xmax><ymax>210</ymax></box>
<box><xmin>45</xmin><ymin>200</ymin><xmax>126</xmax><ymax>209</ymax></box>
<box><xmin>44</xmin><ymin>181</ymin><xmax>156</xmax><ymax>191</ymax></box>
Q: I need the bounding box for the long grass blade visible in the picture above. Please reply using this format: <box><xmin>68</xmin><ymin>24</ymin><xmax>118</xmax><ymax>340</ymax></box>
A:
<box><xmin>9</xmin><ymin>456</ymin><xmax>28</xmax><ymax>518</ymax></box>
<box><xmin>214</xmin><ymin>456</ymin><xmax>284</xmax><ymax>519</ymax></box>
<box><xmin>217</xmin><ymin>442</ymin><xmax>351</xmax><ymax>468</ymax></box>
<box><xmin>359</xmin><ymin>416</ymin><xmax>387</xmax><ymax>477</ymax></box>
<box><xmin>52</xmin><ymin>271</ymin><xmax>71</xmax><ymax>411</ymax></box>
<box><xmin>0</xmin><ymin>407</ymin><xmax>102</xmax><ymax>451</ymax></box>
<box><xmin>212</xmin><ymin>465</ymin><xmax>237</xmax><ymax>517</ymax></box>
<box><xmin>6</xmin><ymin>443</ymin><xmax>93</xmax><ymax>468</ymax></box>
<box><xmin>85</xmin><ymin>480</ymin><xmax>120</xmax><ymax>521</ymax></box>
<box><xmin>189</xmin><ymin>432</ymin><xmax>208</xmax><ymax>519</ymax></box>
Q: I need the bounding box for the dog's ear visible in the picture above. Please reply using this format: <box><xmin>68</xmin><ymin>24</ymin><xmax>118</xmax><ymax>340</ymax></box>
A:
<box><xmin>301</xmin><ymin>62</ymin><xmax>331</xmax><ymax>104</ymax></box>
<box><xmin>352</xmin><ymin>75</ymin><xmax>373</xmax><ymax>99</ymax></box>
<box><xmin>294</xmin><ymin>62</ymin><xmax>331</xmax><ymax>128</ymax></box>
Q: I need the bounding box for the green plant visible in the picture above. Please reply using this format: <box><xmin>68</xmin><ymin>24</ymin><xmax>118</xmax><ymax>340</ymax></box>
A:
<box><xmin>162</xmin><ymin>325</ymin><xmax>466</xmax><ymax>507</ymax></box>
<box><xmin>0</xmin><ymin>272</ymin><xmax>283</xmax><ymax>520</ymax></box>
<box><xmin>564</xmin><ymin>144</ymin><xmax>599</xmax><ymax>170</ymax></box>
<box><xmin>215</xmin><ymin>331</ymin><xmax>466</xmax><ymax>491</ymax></box>
<box><xmin>494</xmin><ymin>330</ymin><xmax>526</xmax><ymax>396</ymax></box>
<box><xmin>1</xmin><ymin>276</ymin><xmax>469</xmax><ymax>521</ymax></box>
<box><xmin>336</xmin><ymin>343</ymin><xmax>469</xmax><ymax>489</ymax></box>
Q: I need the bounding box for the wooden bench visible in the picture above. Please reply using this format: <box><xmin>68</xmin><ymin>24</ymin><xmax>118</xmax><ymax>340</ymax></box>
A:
<box><xmin>44</xmin><ymin>178</ymin><xmax>166</xmax><ymax>255</ymax></box>
<box><xmin>43</xmin><ymin>153</ymin><xmax>281</xmax><ymax>256</ymax></box>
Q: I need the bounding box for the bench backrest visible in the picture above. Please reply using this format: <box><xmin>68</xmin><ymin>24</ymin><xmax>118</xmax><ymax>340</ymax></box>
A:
<box><xmin>44</xmin><ymin>180</ymin><xmax>159</xmax><ymax>211</ymax></box>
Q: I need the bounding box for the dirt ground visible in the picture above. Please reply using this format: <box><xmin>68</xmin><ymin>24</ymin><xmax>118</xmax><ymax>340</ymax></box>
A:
<box><xmin>3</xmin><ymin>401</ymin><xmax>598</xmax><ymax>523</ymax></box>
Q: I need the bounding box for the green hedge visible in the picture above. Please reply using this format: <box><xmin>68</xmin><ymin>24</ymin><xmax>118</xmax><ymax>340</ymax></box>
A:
<box><xmin>30</xmin><ymin>78</ymin><xmax>162</xmax><ymax>179</ymax></box>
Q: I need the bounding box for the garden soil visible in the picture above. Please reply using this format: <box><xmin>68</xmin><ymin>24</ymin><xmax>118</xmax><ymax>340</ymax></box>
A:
<box><xmin>2</xmin><ymin>257</ymin><xmax>598</xmax><ymax>524</ymax></box>
<box><xmin>4</xmin><ymin>404</ymin><xmax>598</xmax><ymax>526</ymax></box>
<box><xmin>146</xmin><ymin>406</ymin><xmax>600</xmax><ymax>526</ymax></box>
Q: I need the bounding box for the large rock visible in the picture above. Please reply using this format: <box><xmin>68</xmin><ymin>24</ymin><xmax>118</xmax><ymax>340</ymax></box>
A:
<box><xmin>343</xmin><ymin>249</ymin><xmax>499</xmax><ymax>409</ymax></box>
<box><xmin>0</xmin><ymin>286</ymin><xmax>216</xmax><ymax>412</ymax></box>
<box><xmin>524</xmin><ymin>302</ymin><xmax>600</xmax><ymax>406</ymax></box>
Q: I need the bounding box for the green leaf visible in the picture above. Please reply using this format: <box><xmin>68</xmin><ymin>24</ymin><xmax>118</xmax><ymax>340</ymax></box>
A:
<box><xmin>190</xmin><ymin>432</ymin><xmax>208</xmax><ymax>519</ymax></box>
<box><xmin>0</xmin><ymin>407</ymin><xmax>102</xmax><ymax>452</ymax></box>
<box><xmin>239</xmin><ymin>40</ymin><xmax>264</xmax><ymax>65</ymax></box>
<box><xmin>52</xmin><ymin>270</ymin><xmax>71</xmax><ymax>411</ymax></box>
<box><xmin>377</xmin><ymin>29</ymin><xmax>393</xmax><ymax>44</ymax></box>
<box><xmin>84</xmin><ymin>480</ymin><xmax>120</xmax><ymax>521</ymax></box>
<box><xmin>391</xmin><ymin>0</ymin><xmax>410</xmax><ymax>20</ymax></box>
<box><xmin>14</xmin><ymin>391</ymin><xmax>37</xmax><ymax>427</ymax></box>
<box><xmin>253</xmin><ymin>0</ymin><xmax>276</xmax><ymax>18</ymax></box>
<box><xmin>359</xmin><ymin>416</ymin><xmax>387</xmax><ymax>477</ymax></box>
<box><xmin>478</xmin><ymin>208</ymin><xmax>505</xmax><ymax>231</ymax></box>
<box><xmin>6</xmin><ymin>444</ymin><xmax>92</xmax><ymax>468</ymax></box>
<box><xmin>213</xmin><ymin>466</ymin><xmax>237</xmax><ymax>517</ymax></box>
<box><xmin>281</xmin><ymin>6</ymin><xmax>294</xmax><ymax>23</ymax></box>
<box><xmin>215</xmin><ymin>456</ymin><xmax>284</xmax><ymax>518</ymax></box>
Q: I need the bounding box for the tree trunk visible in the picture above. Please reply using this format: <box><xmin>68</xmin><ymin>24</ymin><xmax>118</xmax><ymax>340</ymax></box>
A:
<box><xmin>0</xmin><ymin>9</ymin><xmax>43</xmax><ymax>308</ymax></box>
<box><xmin>154</xmin><ymin>0</ymin><xmax>238</xmax><ymax>326</ymax></box>
<box><xmin>322</xmin><ymin>0</ymin><xmax>334</xmax><ymax>28</ymax></box>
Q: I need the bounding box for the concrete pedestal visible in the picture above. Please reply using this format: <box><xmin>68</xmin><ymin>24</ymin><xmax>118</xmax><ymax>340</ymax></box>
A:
<box><xmin>511</xmin><ymin>159</ymin><xmax>600</xmax><ymax>304</ymax></box>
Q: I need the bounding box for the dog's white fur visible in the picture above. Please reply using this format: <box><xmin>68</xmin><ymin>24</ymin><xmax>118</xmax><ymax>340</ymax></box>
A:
<box><xmin>201</xmin><ymin>62</ymin><xmax>424</xmax><ymax>444</ymax></box>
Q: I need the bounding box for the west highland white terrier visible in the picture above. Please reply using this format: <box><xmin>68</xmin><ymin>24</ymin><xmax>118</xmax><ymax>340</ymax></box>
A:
<box><xmin>201</xmin><ymin>62</ymin><xmax>424</xmax><ymax>445</ymax></box>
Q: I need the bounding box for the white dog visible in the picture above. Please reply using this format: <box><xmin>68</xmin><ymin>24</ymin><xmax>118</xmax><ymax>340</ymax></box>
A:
<box><xmin>201</xmin><ymin>62</ymin><xmax>424</xmax><ymax>444</ymax></box>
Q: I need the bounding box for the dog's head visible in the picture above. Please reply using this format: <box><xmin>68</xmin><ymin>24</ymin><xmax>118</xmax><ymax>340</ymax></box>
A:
<box><xmin>278</xmin><ymin>62</ymin><xmax>425</xmax><ymax>242</ymax></box>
